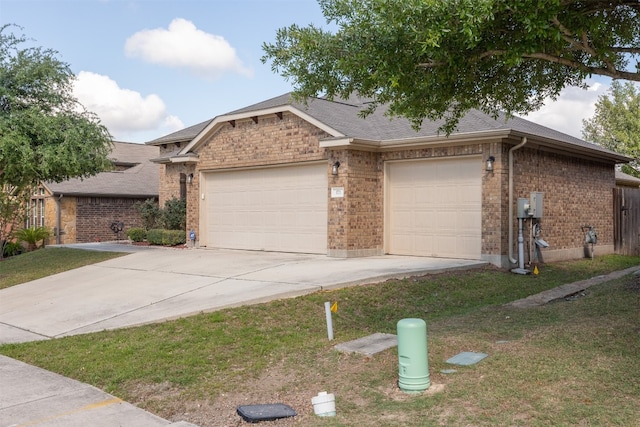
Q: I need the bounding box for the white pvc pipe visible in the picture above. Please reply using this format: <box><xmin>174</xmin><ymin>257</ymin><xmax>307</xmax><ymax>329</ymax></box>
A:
<box><xmin>509</xmin><ymin>137</ymin><xmax>528</xmax><ymax>265</ymax></box>
<box><xmin>324</xmin><ymin>302</ymin><xmax>334</xmax><ymax>341</ymax></box>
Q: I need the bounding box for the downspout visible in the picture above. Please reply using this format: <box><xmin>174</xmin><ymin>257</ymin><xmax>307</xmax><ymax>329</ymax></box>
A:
<box><xmin>56</xmin><ymin>194</ymin><xmax>63</xmax><ymax>245</ymax></box>
<box><xmin>508</xmin><ymin>137</ymin><xmax>527</xmax><ymax>264</ymax></box>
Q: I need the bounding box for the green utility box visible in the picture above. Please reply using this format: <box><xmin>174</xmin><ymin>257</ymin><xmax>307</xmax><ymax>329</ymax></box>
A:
<box><xmin>397</xmin><ymin>318</ymin><xmax>430</xmax><ymax>393</ymax></box>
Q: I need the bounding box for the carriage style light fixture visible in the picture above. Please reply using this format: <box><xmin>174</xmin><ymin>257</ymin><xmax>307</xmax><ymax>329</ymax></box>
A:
<box><xmin>187</xmin><ymin>173</ymin><xmax>194</xmax><ymax>184</ymax></box>
<box><xmin>332</xmin><ymin>161</ymin><xmax>341</xmax><ymax>176</ymax></box>
<box><xmin>486</xmin><ymin>156</ymin><xmax>495</xmax><ymax>172</ymax></box>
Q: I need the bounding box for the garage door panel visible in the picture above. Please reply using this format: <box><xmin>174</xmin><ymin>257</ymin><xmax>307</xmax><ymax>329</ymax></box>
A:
<box><xmin>204</xmin><ymin>164</ymin><xmax>327</xmax><ymax>254</ymax></box>
<box><xmin>388</xmin><ymin>158</ymin><xmax>481</xmax><ymax>260</ymax></box>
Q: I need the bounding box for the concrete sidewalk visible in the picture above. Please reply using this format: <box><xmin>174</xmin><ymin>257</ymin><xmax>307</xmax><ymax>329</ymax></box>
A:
<box><xmin>0</xmin><ymin>355</ymin><xmax>196</xmax><ymax>427</ymax></box>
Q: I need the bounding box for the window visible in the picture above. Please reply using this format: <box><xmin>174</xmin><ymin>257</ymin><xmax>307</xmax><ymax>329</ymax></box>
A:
<box><xmin>179</xmin><ymin>173</ymin><xmax>187</xmax><ymax>200</ymax></box>
<box><xmin>26</xmin><ymin>187</ymin><xmax>46</xmax><ymax>228</ymax></box>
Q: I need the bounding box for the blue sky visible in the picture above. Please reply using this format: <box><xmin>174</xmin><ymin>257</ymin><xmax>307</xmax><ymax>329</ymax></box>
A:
<box><xmin>1</xmin><ymin>0</ymin><xmax>617</xmax><ymax>143</ymax></box>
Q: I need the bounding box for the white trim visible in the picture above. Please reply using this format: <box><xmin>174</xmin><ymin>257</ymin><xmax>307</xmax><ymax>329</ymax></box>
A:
<box><xmin>180</xmin><ymin>106</ymin><xmax>345</xmax><ymax>156</ymax></box>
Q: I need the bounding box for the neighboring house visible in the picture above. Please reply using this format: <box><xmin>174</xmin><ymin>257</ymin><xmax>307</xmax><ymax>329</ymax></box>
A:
<box><xmin>615</xmin><ymin>170</ymin><xmax>640</xmax><ymax>188</ymax></box>
<box><xmin>147</xmin><ymin>93</ymin><xmax>631</xmax><ymax>268</ymax></box>
<box><xmin>28</xmin><ymin>141</ymin><xmax>159</xmax><ymax>244</ymax></box>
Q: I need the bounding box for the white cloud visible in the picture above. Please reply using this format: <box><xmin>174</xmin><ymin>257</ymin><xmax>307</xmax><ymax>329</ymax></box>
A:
<box><xmin>517</xmin><ymin>80</ymin><xmax>609</xmax><ymax>139</ymax></box>
<box><xmin>73</xmin><ymin>71</ymin><xmax>184</xmax><ymax>141</ymax></box>
<box><xmin>124</xmin><ymin>18</ymin><xmax>252</xmax><ymax>79</ymax></box>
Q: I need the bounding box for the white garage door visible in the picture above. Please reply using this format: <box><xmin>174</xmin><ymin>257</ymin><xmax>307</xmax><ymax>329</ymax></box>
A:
<box><xmin>202</xmin><ymin>163</ymin><xmax>327</xmax><ymax>254</ymax></box>
<box><xmin>386</xmin><ymin>157</ymin><xmax>482</xmax><ymax>259</ymax></box>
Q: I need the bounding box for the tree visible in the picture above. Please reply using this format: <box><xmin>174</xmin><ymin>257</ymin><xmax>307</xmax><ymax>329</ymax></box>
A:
<box><xmin>582</xmin><ymin>81</ymin><xmax>640</xmax><ymax>177</ymax></box>
<box><xmin>0</xmin><ymin>25</ymin><xmax>113</xmax><ymax>253</ymax></box>
<box><xmin>262</xmin><ymin>0</ymin><xmax>640</xmax><ymax>133</ymax></box>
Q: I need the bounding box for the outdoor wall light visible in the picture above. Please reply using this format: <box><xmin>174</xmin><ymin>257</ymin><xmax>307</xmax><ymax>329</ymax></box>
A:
<box><xmin>486</xmin><ymin>156</ymin><xmax>495</xmax><ymax>172</ymax></box>
<box><xmin>332</xmin><ymin>161</ymin><xmax>341</xmax><ymax>176</ymax></box>
<box><xmin>187</xmin><ymin>173</ymin><xmax>194</xmax><ymax>184</ymax></box>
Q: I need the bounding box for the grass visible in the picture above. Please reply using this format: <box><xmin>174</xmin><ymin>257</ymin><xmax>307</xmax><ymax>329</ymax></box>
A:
<box><xmin>0</xmin><ymin>247</ymin><xmax>126</xmax><ymax>289</ymax></box>
<box><xmin>0</xmin><ymin>253</ymin><xmax>639</xmax><ymax>426</ymax></box>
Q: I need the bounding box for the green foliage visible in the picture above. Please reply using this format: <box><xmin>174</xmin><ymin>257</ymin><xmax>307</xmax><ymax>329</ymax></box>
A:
<box><xmin>15</xmin><ymin>226</ymin><xmax>51</xmax><ymax>251</ymax></box>
<box><xmin>0</xmin><ymin>25</ymin><xmax>113</xmax><ymax>190</ymax></box>
<box><xmin>582</xmin><ymin>81</ymin><xmax>640</xmax><ymax>177</ymax></box>
<box><xmin>262</xmin><ymin>0</ymin><xmax>640</xmax><ymax>133</ymax></box>
<box><xmin>1</xmin><ymin>241</ymin><xmax>22</xmax><ymax>258</ymax></box>
<box><xmin>160</xmin><ymin>197</ymin><xmax>186</xmax><ymax>231</ymax></box>
<box><xmin>146</xmin><ymin>229</ymin><xmax>186</xmax><ymax>246</ymax></box>
<box><xmin>134</xmin><ymin>199</ymin><xmax>161</xmax><ymax>230</ymax></box>
<box><xmin>0</xmin><ymin>185</ymin><xmax>30</xmax><ymax>257</ymax></box>
<box><xmin>125</xmin><ymin>227</ymin><xmax>146</xmax><ymax>242</ymax></box>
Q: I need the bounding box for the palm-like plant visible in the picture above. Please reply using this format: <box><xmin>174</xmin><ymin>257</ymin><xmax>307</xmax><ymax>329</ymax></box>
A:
<box><xmin>15</xmin><ymin>226</ymin><xmax>51</xmax><ymax>251</ymax></box>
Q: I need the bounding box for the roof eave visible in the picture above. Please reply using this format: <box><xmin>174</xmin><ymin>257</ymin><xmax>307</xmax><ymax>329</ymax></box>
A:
<box><xmin>508</xmin><ymin>131</ymin><xmax>631</xmax><ymax>163</ymax></box>
<box><xmin>320</xmin><ymin>129</ymin><xmax>512</xmax><ymax>151</ymax></box>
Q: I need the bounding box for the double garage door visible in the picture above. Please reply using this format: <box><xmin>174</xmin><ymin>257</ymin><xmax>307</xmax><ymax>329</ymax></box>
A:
<box><xmin>201</xmin><ymin>157</ymin><xmax>481</xmax><ymax>259</ymax></box>
<box><xmin>386</xmin><ymin>157</ymin><xmax>482</xmax><ymax>260</ymax></box>
<box><xmin>201</xmin><ymin>163</ymin><xmax>328</xmax><ymax>254</ymax></box>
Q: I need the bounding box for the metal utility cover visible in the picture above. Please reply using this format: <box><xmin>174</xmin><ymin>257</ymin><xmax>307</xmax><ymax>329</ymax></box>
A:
<box><xmin>237</xmin><ymin>404</ymin><xmax>297</xmax><ymax>423</ymax></box>
<box><xmin>446</xmin><ymin>352</ymin><xmax>488</xmax><ymax>366</ymax></box>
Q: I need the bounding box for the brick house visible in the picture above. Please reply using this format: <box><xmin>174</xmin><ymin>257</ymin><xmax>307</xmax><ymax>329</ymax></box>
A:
<box><xmin>147</xmin><ymin>94</ymin><xmax>630</xmax><ymax>269</ymax></box>
<box><xmin>31</xmin><ymin>141</ymin><xmax>159</xmax><ymax>244</ymax></box>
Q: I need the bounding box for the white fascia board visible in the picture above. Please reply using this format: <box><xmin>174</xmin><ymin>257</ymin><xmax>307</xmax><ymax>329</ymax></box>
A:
<box><xmin>319</xmin><ymin>130</ymin><xmax>510</xmax><ymax>151</ymax></box>
<box><xmin>179</xmin><ymin>105</ymin><xmax>344</xmax><ymax>156</ymax></box>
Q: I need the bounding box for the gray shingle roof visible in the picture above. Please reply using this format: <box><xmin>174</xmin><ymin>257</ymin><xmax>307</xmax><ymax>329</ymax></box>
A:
<box><xmin>44</xmin><ymin>141</ymin><xmax>159</xmax><ymax>198</ymax></box>
<box><xmin>157</xmin><ymin>92</ymin><xmax>629</xmax><ymax>163</ymax></box>
<box><xmin>146</xmin><ymin>119</ymin><xmax>212</xmax><ymax>146</ymax></box>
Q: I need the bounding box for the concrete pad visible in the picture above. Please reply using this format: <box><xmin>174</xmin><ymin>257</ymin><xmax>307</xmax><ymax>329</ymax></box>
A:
<box><xmin>335</xmin><ymin>333</ymin><xmax>398</xmax><ymax>356</ymax></box>
<box><xmin>445</xmin><ymin>351</ymin><xmax>488</xmax><ymax>366</ymax></box>
<box><xmin>1</xmin><ymin>247</ymin><xmax>485</xmax><ymax>344</ymax></box>
<box><xmin>0</xmin><ymin>355</ymin><xmax>174</xmax><ymax>426</ymax></box>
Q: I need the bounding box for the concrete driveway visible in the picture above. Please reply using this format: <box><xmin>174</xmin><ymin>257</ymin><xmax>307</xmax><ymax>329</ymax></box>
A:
<box><xmin>0</xmin><ymin>244</ymin><xmax>485</xmax><ymax>344</ymax></box>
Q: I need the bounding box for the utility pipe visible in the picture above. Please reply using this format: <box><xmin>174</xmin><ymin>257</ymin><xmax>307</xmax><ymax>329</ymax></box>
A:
<box><xmin>508</xmin><ymin>137</ymin><xmax>528</xmax><ymax>264</ymax></box>
<box><xmin>56</xmin><ymin>194</ymin><xmax>63</xmax><ymax>245</ymax></box>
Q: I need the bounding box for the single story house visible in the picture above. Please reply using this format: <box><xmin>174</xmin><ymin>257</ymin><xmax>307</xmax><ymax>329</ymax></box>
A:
<box><xmin>29</xmin><ymin>141</ymin><xmax>159</xmax><ymax>244</ymax></box>
<box><xmin>147</xmin><ymin>93</ymin><xmax>630</xmax><ymax>268</ymax></box>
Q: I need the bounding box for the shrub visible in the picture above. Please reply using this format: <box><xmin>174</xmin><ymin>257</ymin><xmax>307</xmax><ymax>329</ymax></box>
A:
<box><xmin>161</xmin><ymin>197</ymin><xmax>186</xmax><ymax>230</ymax></box>
<box><xmin>15</xmin><ymin>226</ymin><xmax>51</xmax><ymax>251</ymax></box>
<box><xmin>2</xmin><ymin>241</ymin><xmax>23</xmax><ymax>258</ymax></box>
<box><xmin>126</xmin><ymin>227</ymin><xmax>146</xmax><ymax>242</ymax></box>
<box><xmin>147</xmin><ymin>229</ymin><xmax>186</xmax><ymax>246</ymax></box>
<box><xmin>134</xmin><ymin>199</ymin><xmax>161</xmax><ymax>230</ymax></box>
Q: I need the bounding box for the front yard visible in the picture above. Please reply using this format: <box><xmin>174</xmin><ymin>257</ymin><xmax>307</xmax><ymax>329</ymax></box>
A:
<box><xmin>1</xmin><ymin>253</ymin><xmax>639</xmax><ymax>426</ymax></box>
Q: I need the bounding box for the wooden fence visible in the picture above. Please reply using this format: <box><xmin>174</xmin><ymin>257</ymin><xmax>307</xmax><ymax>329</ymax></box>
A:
<box><xmin>613</xmin><ymin>187</ymin><xmax>640</xmax><ymax>256</ymax></box>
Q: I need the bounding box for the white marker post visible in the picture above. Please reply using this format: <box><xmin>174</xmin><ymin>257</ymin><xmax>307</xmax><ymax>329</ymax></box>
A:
<box><xmin>324</xmin><ymin>301</ymin><xmax>334</xmax><ymax>341</ymax></box>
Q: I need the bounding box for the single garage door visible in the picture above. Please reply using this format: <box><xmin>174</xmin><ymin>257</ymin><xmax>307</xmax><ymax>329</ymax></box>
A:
<box><xmin>386</xmin><ymin>157</ymin><xmax>482</xmax><ymax>259</ymax></box>
<box><xmin>202</xmin><ymin>163</ymin><xmax>328</xmax><ymax>254</ymax></box>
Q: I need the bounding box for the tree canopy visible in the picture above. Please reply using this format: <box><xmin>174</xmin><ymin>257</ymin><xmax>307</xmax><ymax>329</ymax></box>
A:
<box><xmin>0</xmin><ymin>25</ymin><xmax>113</xmax><ymax>190</ymax></box>
<box><xmin>263</xmin><ymin>0</ymin><xmax>640</xmax><ymax>133</ymax></box>
<box><xmin>582</xmin><ymin>81</ymin><xmax>640</xmax><ymax>177</ymax></box>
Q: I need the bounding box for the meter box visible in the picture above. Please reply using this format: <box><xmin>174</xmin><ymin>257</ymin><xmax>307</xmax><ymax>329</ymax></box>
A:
<box><xmin>529</xmin><ymin>192</ymin><xmax>543</xmax><ymax>218</ymax></box>
<box><xmin>517</xmin><ymin>198</ymin><xmax>530</xmax><ymax>218</ymax></box>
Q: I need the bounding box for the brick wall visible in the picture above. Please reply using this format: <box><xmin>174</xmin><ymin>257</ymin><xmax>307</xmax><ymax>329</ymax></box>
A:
<box><xmin>75</xmin><ymin>197</ymin><xmax>149</xmax><ymax>243</ymax></box>
<box><xmin>327</xmin><ymin>149</ymin><xmax>383</xmax><ymax>256</ymax></box>
<box><xmin>509</xmin><ymin>147</ymin><xmax>615</xmax><ymax>263</ymax></box>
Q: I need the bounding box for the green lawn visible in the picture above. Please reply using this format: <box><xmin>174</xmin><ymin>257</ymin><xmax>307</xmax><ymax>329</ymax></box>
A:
<box><xmin>0</xmin><ymin>247</ymin><xmax>126</xmax><ymax>289</ymax></box>
<box><xmin>1</xmin><ymin>253</ymin><xmax>638</xmax><ymax>426</ymax></box>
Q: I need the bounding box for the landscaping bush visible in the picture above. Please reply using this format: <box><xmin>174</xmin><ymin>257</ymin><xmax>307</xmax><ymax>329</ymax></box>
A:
<box><xmin>15</xmin><ymin>226</ymin><xmax>51</xmax><ymax>251</ymax></box>
<box><xmin>146</xmin><ymin>229</ymin><xmax>186</xmax><ymax>246</ymax></box>
<box><xmin>126</xmin><ymin>227</ymin><xmax>146</xmax><ymax>242</ymax></box>
<box><xmin>161</xmin><ymin>197</ymin><xmax>186</xmax><ymax>230</ymax></box>
<box><xmin>134</xmin><ymin>199</ymin><xmax>161</xmax><ymax>230</ymax></box>
<box><xmin>2</xmin><ymin>241</ymin><xmax>23</xmax><ymax>258</ymax></box>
